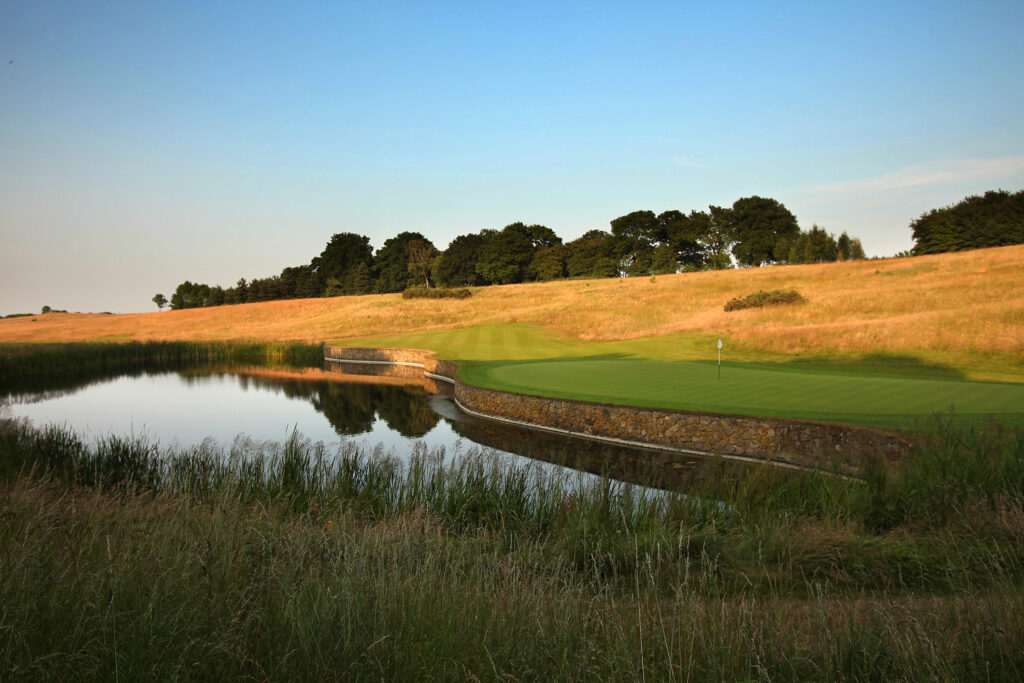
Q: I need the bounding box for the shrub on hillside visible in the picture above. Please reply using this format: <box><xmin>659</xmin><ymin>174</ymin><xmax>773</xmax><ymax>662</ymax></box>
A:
<box><xmin>402</xmin><ymin>287</ymin><xmax>472</xmax><ymax>300</ymax></box>
<box><xmin>724</xmin><ymin>289</ymin><xmax>806</xmax><ymax>312</ymax></box>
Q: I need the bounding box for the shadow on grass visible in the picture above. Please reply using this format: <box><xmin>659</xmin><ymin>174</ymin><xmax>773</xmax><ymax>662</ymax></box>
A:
<box><xmin>463</xmin><ymin>352</ymin><xmax>973</xmax><ymax>382</ymax></box>
<box><xmin>779</xmin><ymin>353</ymin><xmax>968</xmax><ymax>381</ymax></box>
<box><xmin>456</xmin><ymin>353</ymin><xmax>1024</xmax><ymax>431</ymax></box>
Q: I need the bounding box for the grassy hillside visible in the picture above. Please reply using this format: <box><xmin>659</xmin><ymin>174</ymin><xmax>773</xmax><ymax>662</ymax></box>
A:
<box><xmin>341</xmin><ymin>324</ymin><xmax>1024</xmax><ymax>429</ymax></box>
<box><xmin>4</xmin><ymin>245</ymin><xmax>1020</xmax><ymax>372</ymax></box>
<box><xmin>3</xmin><ymin>247</ymin><xmax>1022</xmax><ymax>427</ymax></box>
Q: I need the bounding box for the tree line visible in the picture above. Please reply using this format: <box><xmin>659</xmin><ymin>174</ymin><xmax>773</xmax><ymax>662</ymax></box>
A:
<box><xmin>156</xmin><ymin>195</ymin><xmax>866</xmax><ymax>310</ymax></box>
<box><xmin>911</xmin><ymin>189</ymin><xmax>1024</xmax><ymax>255</ymax></box>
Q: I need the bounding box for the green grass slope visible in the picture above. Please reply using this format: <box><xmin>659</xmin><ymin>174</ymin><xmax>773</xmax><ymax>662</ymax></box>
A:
<box><xmin>346</xmin><ymin>325</ymin><xmax>1024</xmax><ymax>430</ymax></box>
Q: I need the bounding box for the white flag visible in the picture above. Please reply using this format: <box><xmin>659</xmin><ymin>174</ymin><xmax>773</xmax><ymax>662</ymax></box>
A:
<box><xmin>717</xmin><ymin>338</ymin><xmax>723</xmax><ymax>349</ymax></box>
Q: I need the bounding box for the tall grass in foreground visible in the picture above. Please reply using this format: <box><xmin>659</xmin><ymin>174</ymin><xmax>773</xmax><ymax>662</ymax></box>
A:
<box><xmin>2</xmin><ymin>419</ymin><xmax>1023</xmax><ymax>679</ymax></box>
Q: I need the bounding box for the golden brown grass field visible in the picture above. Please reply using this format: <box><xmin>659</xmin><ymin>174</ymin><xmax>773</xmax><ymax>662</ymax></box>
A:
<box><xmin>3</xmin><ymin>245</ymin><xmax>1022</xmax><ymax>377</ymax></box>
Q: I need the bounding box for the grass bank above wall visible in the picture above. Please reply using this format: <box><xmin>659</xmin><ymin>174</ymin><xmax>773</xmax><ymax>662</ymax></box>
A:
<box><xmin>342</xmin><ymin>325</ymin><xmax>1024</xmax><ymax>430</ymax></box>
<box><xmin>2</xmin><ymin>246</ymin><xmax>1022</xmax><ymax>380</ymax></box>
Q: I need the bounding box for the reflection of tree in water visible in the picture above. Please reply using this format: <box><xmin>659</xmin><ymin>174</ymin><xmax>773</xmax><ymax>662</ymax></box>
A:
<box><xmin>310</xmin><ymin>382</ymin><xmax>376</xmax><ymax>436</ymax></box>
<box><xmin>372</xmin><ymin>386</ymin><xmax>438</xmax><ymax>437</ymax></box>
<box><xmin>307</xmin><ymin>382</ymin><xmax>438</xmax><ymax>437</ymax></box>
<box><xmin>231</xmin><ymin>375</ymin><xmax>439</xmax><ymax>438</ymax></box>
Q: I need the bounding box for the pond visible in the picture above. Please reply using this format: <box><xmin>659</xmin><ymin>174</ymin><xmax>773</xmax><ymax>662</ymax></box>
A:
<box><xmin>1</xmin><ymin>360</ymin><xmax>757</xmax><ymax>492</ymax></box>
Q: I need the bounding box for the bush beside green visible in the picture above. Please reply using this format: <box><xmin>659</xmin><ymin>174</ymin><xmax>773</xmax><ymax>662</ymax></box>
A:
<box><xmin>401</xmin><ymin>286</ymin><xmax>472</xmax><ymax>299</ymax></box>
<box><xmin>724</xmin><ymin>289</ymin><xmax>806</xmax><ymax>311</ymax></box>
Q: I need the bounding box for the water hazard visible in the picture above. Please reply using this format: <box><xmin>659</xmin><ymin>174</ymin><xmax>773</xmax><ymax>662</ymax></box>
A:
<box><xmin>1</xmin><ymin>360</ymin><xmax>756</xmax><ymax>491</ymax></box>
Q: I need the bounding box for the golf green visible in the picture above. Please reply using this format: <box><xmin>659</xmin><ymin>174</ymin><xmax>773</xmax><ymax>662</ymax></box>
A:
<box><xmin>459</xmin><ymin>359</ymin><xmax>1024</xmax><ymax>430</ymax></box>
<box><xmin>343</xmin><ymin>324</ymin><xmax>1024</xmax><ymax>430</ymax></box>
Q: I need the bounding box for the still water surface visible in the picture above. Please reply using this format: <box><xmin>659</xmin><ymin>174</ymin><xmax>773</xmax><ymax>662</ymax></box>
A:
<box><xmin>8</xmin><ymin>371</ymin><xmax>454</xmax><ymax>454</ymax></box>
<box><xmin>2</xmin><ymin>365</ymin><xmax>738</xmax><ymax>490</ymax></box>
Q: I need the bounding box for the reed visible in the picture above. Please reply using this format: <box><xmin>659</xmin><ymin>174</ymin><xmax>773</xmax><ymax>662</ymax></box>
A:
<box><xmin>0</xmin><ymin>340</ymin><xmax>324</xmax><ymax>380</ymax></box>
<box><xmin>1</xmin><ymin>416</ymin><xmax>1022</xmax><ymax>679</ymax></box>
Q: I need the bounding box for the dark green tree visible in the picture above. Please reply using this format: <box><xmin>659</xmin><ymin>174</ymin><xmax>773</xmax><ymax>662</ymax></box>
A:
<box><xmin>527</xmin><ymin>244</ymin><xmax>568</xmax><ymax>281</ymax></box>
<box><xmin>313</xmin><ymin>233</ymin><xmax>374</xmax><ymax>295</ymax></box>
<box><xmin>911</xmin><ymin>189</ymin><xmax>1024</xmax><ymax>254</ymax></box>
<box><xmin>847</xmin><ymin>236</ymin><xmax>866</xmax><ymax>260</ymax></box>
<box><xmin>728</xmin><ymin>196</ymin><xmax>800</xmax><ymax>266</ymax></box>
<box><xmin>169</xmin><ymin>281</ymin><xmax>211</xmax><ymax>309</ymax></box>
<box><xmin>703</xmin><ymin>206</ymin><xmax>736</xmax><ymax>270</ymax></box>
<box><xmin>343</xmin><ymin>262</ymin><xmax>372</xmax><ymax>294</ymax></box>
<box><xmin>524</xmin><ymin>224</ymin><xmax>562</xmax><ymax>249</ymax></box>
<box><xmin>476</xmin><ymin>223</ymin><xmax>539</xmax><ymax>284</ymax></box>
<box><xmin>837</xmin><ymin>232</ymin><xmax>854</xmax><ymax>261</ymax></box>
<box><xmin>235</xmin><ymin>278</ymin><xmax>249</xmax><ymax>303</ymax></box>
<box><xmin>152</xmin><ymin>293</ymin><xmax>167</xmax><ymax>310</ymax></box>
<box><xmin>373</xmin><ymin>231</ymin><xmax>433</xmax><ymax>293</ymax></box>
<box><xmin>609</xmin><ymin>210</ymin><xmax>661</xmax><ymax>276</ymax></box>
<box><xmin>406</xmin><ymin>238</ymin><xmax>439</xmax><ymax>288</ymax></box>
<box><xmin>659</xmin><ymin>210</ymin><xmax>709</xmax><ymax>270</ymax></box>
<box><xmin>651</xmin><ymin>244</ymin><xmax>678</xmax><ymax>274</ymax></box>
<box><xmin>435</xmin><ymin>231</ymin><xmax>495</xmax><ymax>287</ymax></box>
<box><xmin>206</xmin><ymin>286</ymin><xmax>225</xmax><ymax>307</ymax></box>
<box><xmin>786</xmin><ymin>224</ymin><xmax>839</xmax><ymax>264</ymax></box>
<box><xmin>564</xmin><ymin>230</ymin><xmax>619</xmax><ymax>279</ymax></box>
<box><xmin>279</xmin><ymin>265</ymin><xmax>318</xmax><ymax>299</ymax></box>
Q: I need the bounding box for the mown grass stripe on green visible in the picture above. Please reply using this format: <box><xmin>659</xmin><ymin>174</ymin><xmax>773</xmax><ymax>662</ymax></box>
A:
<box><xmin>460</xmin><ymin>359</ymin><xmax>1024</xmax><ymax>429</ymax></box>
<box><xmin>340</xmin><ymin>324</ymin><xmax>1024</xmax><ymax>429</ymax></box>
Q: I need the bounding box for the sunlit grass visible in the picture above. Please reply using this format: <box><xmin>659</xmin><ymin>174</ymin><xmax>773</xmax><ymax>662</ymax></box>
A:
<box><xmin>2</xmin><ymin>246</ymin><xmax>1021</xmax><ymax>377</ymax></box>
<box><xmin>458</xmin><ymin>357</ymin><xmax>1024</xmax><ymax>429</ymax></box>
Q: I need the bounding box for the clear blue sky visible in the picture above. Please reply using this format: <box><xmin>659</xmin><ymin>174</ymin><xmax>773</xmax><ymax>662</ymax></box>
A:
<box><xmin>2</xmin><ymin>0</ymin><xmax>1022</xmax><ymax>314</ymax></box>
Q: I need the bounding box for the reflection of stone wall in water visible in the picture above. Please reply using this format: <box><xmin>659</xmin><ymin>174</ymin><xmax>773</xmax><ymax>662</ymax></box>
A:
<box><xmin>454</xmin><ymin>384</ymin><xmax>909</xmax><ymax>474</ymax></box>
<box><xmin>324</xmin><ymin>346</ymin><xmax>911</xmax><ymax>474</ymax></box>
<box><xmin>449</xmin><ymin>414</ymin><xmax>750</xmax><ymax>491</ymax></box>
<box><xmin>324</xmin><ymin>361</ymin><xmax>427</xmax><ymax>384</ymax></box>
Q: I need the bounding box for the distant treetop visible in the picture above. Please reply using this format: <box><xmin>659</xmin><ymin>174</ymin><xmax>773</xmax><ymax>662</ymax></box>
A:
<box><xmin>911</xmin><ymin>189</ymin><xmax>1024</xmax><ymax>255</ymax></box>
<box><xmin>160</xmin><ymin>195</ymin><xmax>870</xmax><ymax>310</ymax></box>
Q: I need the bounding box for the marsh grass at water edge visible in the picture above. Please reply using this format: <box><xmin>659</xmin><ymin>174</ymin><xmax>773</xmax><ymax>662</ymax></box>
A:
<box><xmin>0</xmin><ymin>340</ymin><xmax>324</xmax><ymax>383</ymax></box>
<box><xmin>2</xmin><ymin>418</ymin><xmax>1024</xmax><ymax>679</ymax></box>
<box><xmin>2</xmin><ymin>341</ymin><xmax>1024</xmax><ymax>679</ymax></box>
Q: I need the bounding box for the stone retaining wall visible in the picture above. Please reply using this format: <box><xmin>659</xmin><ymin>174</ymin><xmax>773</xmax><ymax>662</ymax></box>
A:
<box><xmin>324</xmin><ymin>346</ymin><xmax>459</xmax><ymax>381</ymax></box>
<box><xmin>324</xmin><ymin>346</ymin><xmax>911</xmax><ymax>473</ymax></box>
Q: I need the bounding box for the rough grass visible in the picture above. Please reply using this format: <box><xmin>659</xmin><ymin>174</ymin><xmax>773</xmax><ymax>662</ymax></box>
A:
<box><xmin>2</xmin><ymin>418</ymin><xmax>1024</xmax><ymax>679</ymax></box>
<box><xmin>2</xmin><ymin>245</ymin><xmax>1022</xmax><ymax>374</ymax></box>
<box><xmin>724</xmin><ymin>289</ymin><xmax>806</xmax><ymax>311</ymax></box>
